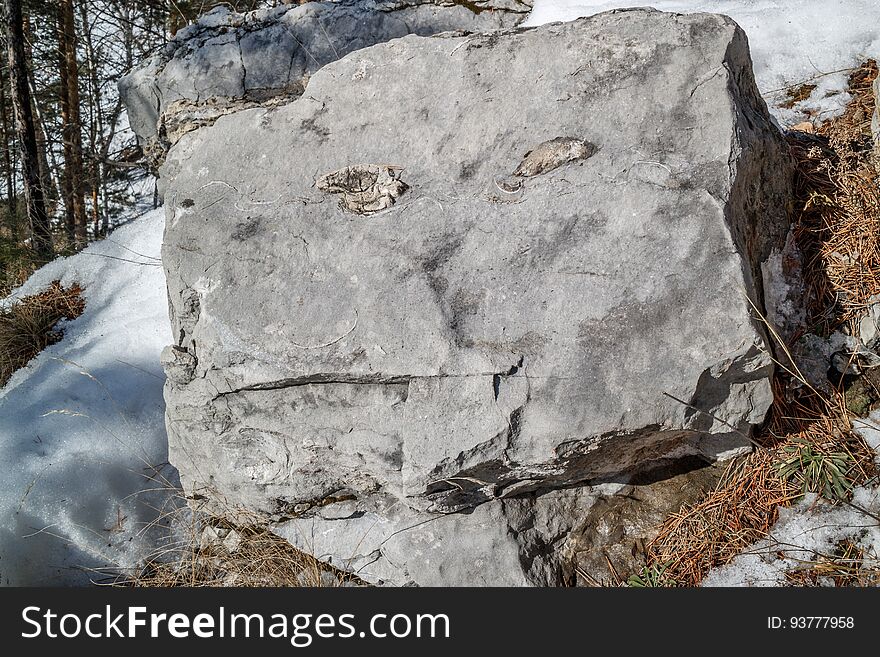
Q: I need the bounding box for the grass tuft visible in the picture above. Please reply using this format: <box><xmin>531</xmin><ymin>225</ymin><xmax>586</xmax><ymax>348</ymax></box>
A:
<box><xmin>784</xmin><ymin>538</ymin><xmax>880</xmax><ymax>586</ymax></box>
<box><xmin>0</xmin><ymin>280</ymin><xmax>85</xmax><ymax>386</ymax></box>
<box><xmin>790</xmin><ymin>60</ymin><xmax>880</xmax><ymax>333</ymax></box>
<box><xmin>627</xmin><ymin>561</ymin><xmax>677</xmax><ymax>588</ymax></box>
<box><xmin>114</xmin><ymin>494</ymin><xmax>364</xmax><ymax>588</ymax></box>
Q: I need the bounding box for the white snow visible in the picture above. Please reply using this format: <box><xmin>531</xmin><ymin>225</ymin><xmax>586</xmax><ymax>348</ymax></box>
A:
<box><xmin>0</xmin><ymin>208</ymin><xmax>179</xmax><ymax>585</ymax></box>
<box><xmin>526</xmin><ymin>1</ymin><xmax>880</xmax><ymax>124</ymax></box>
<box><xmin>854</xmin><ymin>413</ymin><xmax>880</xmax><ymax>467</ymax></box>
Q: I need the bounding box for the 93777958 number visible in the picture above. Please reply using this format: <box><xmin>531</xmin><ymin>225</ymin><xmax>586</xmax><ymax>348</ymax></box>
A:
<box><xmin>768</xmin><ymin>617</ymin><xmax>854</xmax><ymax>629</ymax></box>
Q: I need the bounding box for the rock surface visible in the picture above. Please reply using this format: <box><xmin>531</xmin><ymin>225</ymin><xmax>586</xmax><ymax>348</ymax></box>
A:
<box><xmin>119</xmin><ymin>0</ymin><xmax>532</xmax><ymax>166</ymax></box>
<box><xmin>565</xmin><ymin>459</ymin><xmax>722</xmax><ymax>585</ymax></box>
<box><xmin>157</xmin><ymin>9</ymin><xmax>793</xmax><ymax>585</ymax></box>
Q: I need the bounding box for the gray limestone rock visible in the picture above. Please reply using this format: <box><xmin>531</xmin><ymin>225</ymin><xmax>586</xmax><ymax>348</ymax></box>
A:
<box><xmin>159</xmin><ymin>9</ymin><xmax>793</xmax><ymax>586</ymax></box>
<box><xmin>118</xmin><ymin>0</ymin><xmax>532</xmax><ymax>166</ymax></box>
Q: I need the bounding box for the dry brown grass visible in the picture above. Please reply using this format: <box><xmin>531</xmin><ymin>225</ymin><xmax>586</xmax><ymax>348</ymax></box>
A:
<box><xmin>126</xmin><ymin>521</ymin><xmax>357</xmax><ymax>587</ymax></box>
<box><xmin>646</xmin><ymin>450</ymin><xmax>795</xmax><ymax>587</ymax></box>
<box><xmin>116</xmin><ymin>495</ymin><xmax>364</xmax><ymax>588</ymax></box>
<box><xmin>644</xmin><ymin>62</ymin><xmax>880</xmax><ymax>587</ymax></box>
<box><xmin>790</xmin><ymin>60</ymin><xmax>880</xmax><ymax>334</ymax></box>
<box><xmin>785</xmin><ymin>538</ymin><xmax>880</xmax><ymax>587</ymax></box>
<box><xmin>0</xmin><ymin>280</ymin><xmax>85</xmax><ymax>386</ymax></box>
<box><xmin>0</xmin><ymin>258</ymin><xmax>37</xmax><ymax>299</ymax></box>
<box><xmin>780</xmin><ymin>82</ymin><xmax>818</xmax><ymax>109</ymax></box>
<box><xmin>647</xmin><ymin>393</ymin><xmax>877</xmax><ymax>586</ymax></box>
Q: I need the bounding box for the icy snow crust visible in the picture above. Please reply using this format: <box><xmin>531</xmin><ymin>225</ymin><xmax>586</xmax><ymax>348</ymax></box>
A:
<box><xmin>2</xmin><ymin>1</ymin><xmax>880</xmax><ymax>584</ymax></box>
<box><xmin>0</xmin><ymin>209</ymin><xmax>179</xmax><ymax>585</ymax></box>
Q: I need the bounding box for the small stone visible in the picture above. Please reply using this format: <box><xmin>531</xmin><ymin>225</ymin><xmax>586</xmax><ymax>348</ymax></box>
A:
<box><xmin>199</xmin><ymin>526</ymin><xmax>224</xmax><ymax>551</ymax></box>
<box><xmin>318</xmin><ymin>500</ymin><xmax>358</xmax><ymax>520</ymax></box>
<box><xmin>858</xmin><ymin>295</ymin><xmax>880</xmax><ymax>349</ymax></box>
<box><xmin>320</xmin><ymin>571</ymin><xmax>340</xmax><ymax>587</ymax></box>
<box><xmin>222</xmin><ymin>529</ymin><xmax>242</xmax><ymax>553</ymax></box>
<box><xmin>791</xmin><ymin>121</ymin><xmax>816</xmax><ymax>134</ymax></box>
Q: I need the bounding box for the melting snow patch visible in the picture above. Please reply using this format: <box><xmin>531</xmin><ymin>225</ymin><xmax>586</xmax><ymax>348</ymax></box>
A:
<box><xmin>0</xmin><ymin>208</ymin><xmax>181</xmax><ymax>585</ymax></box>
<box><xmin>854</xmin><ymin>412</ymin><xmax>880</xmax><ymax>468</ymax></box>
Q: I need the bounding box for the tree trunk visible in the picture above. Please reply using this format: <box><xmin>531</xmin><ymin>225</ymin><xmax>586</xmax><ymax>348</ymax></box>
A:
<box><xmin>61</xmin><ymin>0</ymin><xmax>87</xmax><ymax>246</ymax></box>
<box><xmin>27</xmin><ymin>73</ymin><xmax>64</xmax><ymax>211</ymax></box>
<box><xmin>0</xmin><ymin>63</ymin><xmax>16</xmax><ymax>235</ymax></box>
<box><xmin>57</xmin><ymin>3</ymin><xmax>75</xmax><ymax>243</ymax></box>
<box><xmin>79</xmin><ymin>0</ymin><xmax>104</xmax><ymax>237</ymax></box>
<box><xmin>3</xmin><ymin>0</ymin><xmax>51</xmax><ymax>260</ymax></box>
<box><xmin>21</xmin><ymin>13</ymin><xmax>57</xmax><ymax>213</ymax></box>
<box><xmin>167</xmin><ymin>1</ymin><xmax>188</xmax><ymax>37</ymax></box>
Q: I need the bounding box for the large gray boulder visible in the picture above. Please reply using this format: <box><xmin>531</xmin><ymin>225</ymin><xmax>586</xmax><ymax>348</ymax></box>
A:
<box><xmin>119</xmin><ymin>0</ymin><xmax>532</xmax><ymax>166</ymax></box>
<box><xmin>158</xmin><ymin>9</ymin><xmax>793</xmax><ymax>585</ymax></box>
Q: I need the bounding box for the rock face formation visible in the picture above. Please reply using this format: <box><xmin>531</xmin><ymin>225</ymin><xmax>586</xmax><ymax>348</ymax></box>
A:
<box><xmin>119</xmin><ymin>0</ymin><xmax>532</xmax><ymax>166</ymax></box>
<box><xmin>150</xmin><ymin>7</ymin><xmax>794</xmax><ymax>585</ymax></box>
